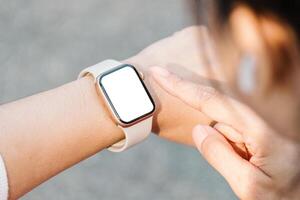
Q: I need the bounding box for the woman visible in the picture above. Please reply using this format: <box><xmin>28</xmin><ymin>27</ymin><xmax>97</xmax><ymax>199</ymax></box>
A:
<box><xmin>0</xmin><ymin>1</ymin><xmax>299</xmax><ymax>200</ymax></box>
<box><xmin>151</xmin><ymin>0</ymin><xmax>300</xmax><ymax>199</ymax></box>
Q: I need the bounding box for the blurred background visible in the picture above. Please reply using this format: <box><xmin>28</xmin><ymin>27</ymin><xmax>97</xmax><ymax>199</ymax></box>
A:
<box><xmin>0</xmin><ymin>0</ymin><xmax>237</xmax><ymax>199</ymax></box>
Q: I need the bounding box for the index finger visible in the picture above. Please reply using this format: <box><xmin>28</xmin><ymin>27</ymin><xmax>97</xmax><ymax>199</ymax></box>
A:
<box><xmin>150</xmin><ymin>67</ymin><xmax>259</xmax><ymax>132</ymax></box>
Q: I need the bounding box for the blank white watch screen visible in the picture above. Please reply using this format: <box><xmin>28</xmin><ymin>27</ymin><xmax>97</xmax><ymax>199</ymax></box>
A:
<box><xmin>99</xmin><ymin>65</ymin><xmax>155</xmax><ymax>124</ymax></box>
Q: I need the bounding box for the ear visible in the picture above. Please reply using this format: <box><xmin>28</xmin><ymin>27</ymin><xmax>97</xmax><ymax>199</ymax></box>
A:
<box><xmin>228</xmin><ymin>4</ymin><xmax>271</xmax><ymax>95</ymax></box>
<box><xmin>228</xmin><ymin>4</ymin><xmax>300</xmax><ymax>139</ymax></box>
<box><xmin>229</xmin><ymin>5</ymin><xmax>262</xmax><ymax>54</ymax></box>
<box><xmin>228</xmin><ymin>4</ymin><xmax>298</xmax><ymax>93</ymax></box>
<box><xmin>260</xmin><ymin>15</ymin><xmax>300</xmax><ymax>88</ymax></box>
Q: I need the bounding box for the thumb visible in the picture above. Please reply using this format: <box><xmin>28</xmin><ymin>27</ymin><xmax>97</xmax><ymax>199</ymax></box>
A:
<box><xmin>192</xmin><ymin>125</ymin><xmax>265</xmax><ymax>198</ymax></box>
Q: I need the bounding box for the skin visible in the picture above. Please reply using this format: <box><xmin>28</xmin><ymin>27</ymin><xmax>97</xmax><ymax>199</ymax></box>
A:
<box><xmin>213</xmin><ymin>5</ymin><xmax>300</xmax><ymax>139</ymax></box>
<box><xmin>151</xmin><ymin>67</ymin><xmax>300</xmax><ymax>199</ymax></box>
<box><xmin>1</xmin><ymin>5</ymin><xmax>298</xmax><ymax>199</ymax></box>
<box><xmin>150</xmin><ymin>4</ymin><xmax>300</xmax><ymax>200</ymax></box>
<box><xmin>0</xmin><ymin>26</ymin><xmax>211</xmax><ymax>199</ymax></box>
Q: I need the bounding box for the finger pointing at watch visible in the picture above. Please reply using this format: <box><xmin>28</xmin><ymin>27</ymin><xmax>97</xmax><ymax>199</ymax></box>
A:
<box><xmin>149</xmin><ymin>66</ymin><xmax>235</xmax><ymax>125</ymax></box>
<box><xmin>149</xmin><ymin>66</ymin><xmax>268</xmax><ymax>140</ymax></box>
<box><xmin>150</xmin><ymin>67</ymin><xmax>277</xmax><ymax>199</ymax></box>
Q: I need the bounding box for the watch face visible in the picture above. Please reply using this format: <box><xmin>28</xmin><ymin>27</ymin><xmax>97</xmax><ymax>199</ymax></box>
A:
<box><xmin>99</xmin><ymin>64</ymin><xmax>155</xmax><ymax>125</ymax></box>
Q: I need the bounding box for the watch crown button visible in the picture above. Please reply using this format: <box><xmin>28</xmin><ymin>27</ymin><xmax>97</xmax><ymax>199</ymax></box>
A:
<box><xmin>139</xmin><ymin>71</ymin><xmax>145</xmax><ymax>80</ymax></box>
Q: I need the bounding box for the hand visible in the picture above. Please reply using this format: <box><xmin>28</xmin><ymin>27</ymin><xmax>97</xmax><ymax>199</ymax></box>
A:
<box><xmin>151</xmin><ymin>67</ymin><xmax>300</xmax><ymax>199</ymax></box>
<box><xmin>125</xmin><ymin>26</ymin><xmax>218</xmax><ymax>145</ymax></box>
<box><xmin>129</xmin><ymin>26</ymin><xmax>220</xmax><ymax>79</ymax></box>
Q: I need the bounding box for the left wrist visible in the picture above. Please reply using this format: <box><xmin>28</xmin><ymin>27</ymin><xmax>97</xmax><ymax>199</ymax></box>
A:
<box><xmin>79</xmin><ymin>60</ymin><xmax>156</xmax><ymax>152</ymax></box>
<box><xmin>77</xmin><ymin>76</ymin><xmax>125</xmax><ymax>148</ymax></box>
<box><xmin>124</xmin><ymin>57</ymin><xmax>212</xmax><ymax>145</ymax></box>
<box><xmin>123</xmin><ymin>57</ymin><xmax>160</xmax><ymax>132</ymax></box>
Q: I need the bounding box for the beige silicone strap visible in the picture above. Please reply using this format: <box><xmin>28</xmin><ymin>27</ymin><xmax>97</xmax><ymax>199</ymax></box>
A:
<box><xmin>109</xmin><ymin>117</ymin><xmax>153</xmax><ymax>152</ymax></box>
<box><xmin>78</xmin><ymin>60</ymin><xmax>123</xmax><ymax>81</ymax></box>
<box><xmin>78</xmin><ymin>60</ymin><xmax>153</xmax><ymax>152</ymax></box>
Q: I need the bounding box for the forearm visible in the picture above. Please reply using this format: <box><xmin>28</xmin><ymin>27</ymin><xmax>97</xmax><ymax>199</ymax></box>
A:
<box><xmin>0</xmin><ymin>60</ymin><xmax>210</xmax><ymax>199</ymax></box>
<box><xmin>0</xmin><ymin>76</ymin><xmax>124</xmax><ymax>199</ymax></box>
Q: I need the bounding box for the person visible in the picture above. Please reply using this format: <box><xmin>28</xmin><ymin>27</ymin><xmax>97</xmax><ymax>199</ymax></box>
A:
<box><xmin>0</xmin><ymin>39</ymin><xmax>210</xmax><ymax>199</ymax></box>
<box><xmin>0</xmin><ymin>1</ymin><xmax>299</xmax><ymax>200</ymax></box>
<box><xmin>150</xmin><ymin>1</ymin><xmax>300</xmax><ymax>199</ymax></box>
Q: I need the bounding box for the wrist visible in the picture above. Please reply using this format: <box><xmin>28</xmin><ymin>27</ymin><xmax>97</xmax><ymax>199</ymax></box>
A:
<box><xmin>124</xmin><ymin>57</ymin><xmax>212</xmax><ymax>146</ymax></box>
<box><xmin>76</xmin><ymin>76</ymin><xmax>124</xmax><ymax>148</ymax></box>
<box><xmin>0</xmin><ymin>75</ymin><xmax>126</xmax><ymax>199</ymax></box>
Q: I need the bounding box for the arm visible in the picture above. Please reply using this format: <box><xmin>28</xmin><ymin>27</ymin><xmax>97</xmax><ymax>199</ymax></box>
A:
<box><xmin>151</xmin><ymin>66</ymin><xmax>300</xmax><ymax>200</ymax></box>
<box><xmin>0</xmin><ymin>61</ymin><xmax>209</xmax><ymax>199</ymax></box>
<box><xmin>0</xmin><ymin>26</ymin><xmax>213</xmax><ymax>199</ymax></box>
<box><xmin>0</xmin><ymin>76</ymin><xmax>123</xmax><ymax>199</ymax></box>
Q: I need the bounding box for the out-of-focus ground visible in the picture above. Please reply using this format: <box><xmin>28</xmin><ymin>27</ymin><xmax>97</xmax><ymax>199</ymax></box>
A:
<box><xmin>0</xmin><ymin>0</ymin><xmax>237</xmax><ymax>199</ymax></box>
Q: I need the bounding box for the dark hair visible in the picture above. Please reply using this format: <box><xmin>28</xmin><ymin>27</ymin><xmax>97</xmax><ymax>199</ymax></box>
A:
<box><xmin>216</xmin><ymin>0</ymin><xmax>300</xmax><ymax>39</ymax></box>
<box><xmin>213</xmin><ymin>0</ymin><xmax>300</xmax><ymax>85</ymax></box>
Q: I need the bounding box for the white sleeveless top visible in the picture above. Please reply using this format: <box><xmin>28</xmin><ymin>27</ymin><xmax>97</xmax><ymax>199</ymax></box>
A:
<box><xmin>0</xmin><ymin>155</ymin><xmax>8</xmax><ymax>200</ymax></box>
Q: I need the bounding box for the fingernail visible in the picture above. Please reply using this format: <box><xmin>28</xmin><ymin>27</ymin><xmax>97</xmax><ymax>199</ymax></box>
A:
<box><xmin>150</xmin><ymin>67</ymin><xmax>170</xmax><ymax>77</ymax></box>
<box><xmin>213</xmin><ymin>122</ymin><xmax>225</xmax><ymax>130</ymax></box>
<box><xmin>192</xmin><ymin>125</ymin><xmax>209</xmax><ymax>147</ymax></box>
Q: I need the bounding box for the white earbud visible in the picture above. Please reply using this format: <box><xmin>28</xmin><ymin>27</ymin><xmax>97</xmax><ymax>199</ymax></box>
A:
<box><xmin>237</xmin><ymin>54</ymin><xmax>257</xmax><ymax>95</ymax></box>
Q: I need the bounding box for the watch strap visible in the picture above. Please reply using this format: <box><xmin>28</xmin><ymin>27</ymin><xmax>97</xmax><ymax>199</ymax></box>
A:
<box><xmin>109</xmin><ymin>117</ymin><xmax>153</xmax><ymax>152</ymax></box>
<box><xmin>78</xmin><ymin>60</ymin><xmax>153</xmax><ymax>152</ymax></box>
<box><xmin>78</xmin><ymin>60</ymin><xmax>123</xmax><ymax>80</ymax></box>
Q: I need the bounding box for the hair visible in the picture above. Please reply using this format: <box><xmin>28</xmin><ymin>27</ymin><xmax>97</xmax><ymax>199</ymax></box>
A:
<box><xmin>216</xmin><ymin>0</ymin><xmax>300</xmax><ymax>38</ymax></box>
<box><xmin>200</xmin><ymin>0</ymin><xmax>300</xmax><ymax>138</ymax></box>
<box><xmin>213</xmin><ymin>0</ymin><xmax>300</xmax><ymax>87</ymax></box>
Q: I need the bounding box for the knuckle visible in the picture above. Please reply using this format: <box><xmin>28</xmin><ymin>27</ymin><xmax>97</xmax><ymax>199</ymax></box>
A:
<box><xmin>195</xmin><ymin>85</ymin><xmax>219</xmax><ymax>109</ymax></box>
<box><xmin>170</xmin><ymin>75</ymin><xmax>183</xmax><ymax>90</ymax></box>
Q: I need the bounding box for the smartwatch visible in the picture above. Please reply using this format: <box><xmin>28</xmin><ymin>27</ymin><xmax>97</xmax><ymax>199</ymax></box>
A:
<box><xmin>78</xmin><ymin>60</ymin><xmax>156</xmax><ymax>152</ymax></box>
